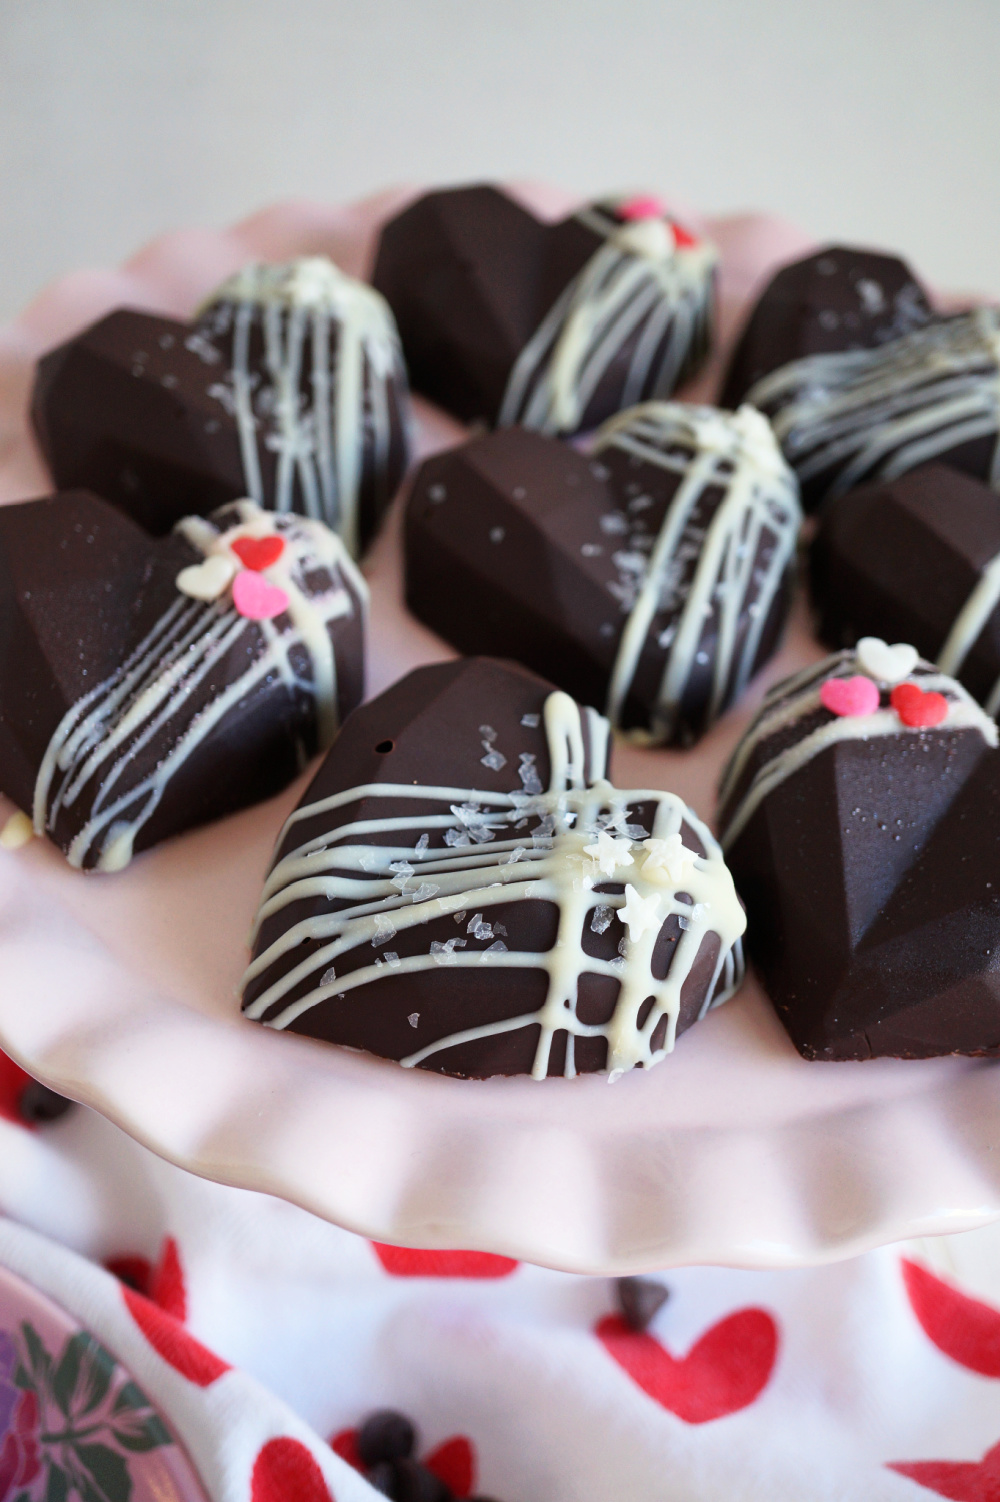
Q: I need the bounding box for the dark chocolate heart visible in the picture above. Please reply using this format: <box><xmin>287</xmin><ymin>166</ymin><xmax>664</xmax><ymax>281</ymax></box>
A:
<box><xmin>31</xmin><ymin>257</ymin><xmax>411</xmax><ymax>556</ymax></box>
<box><xmin>241</xmin><ymin>657</ymin><xmax>746</xmax><ymax>1079</ymax></box>
<box><xmin>717</xmin><ymin>646</ymin><xmax>1000</xmax><ymax>1059</ymax></box>
<box><xmin>746</xmin><ymin>308</ymin><xmax>1000</xmax><ymax>511</ymax></box>
<box><xmin>0</xmin><ymin>491</ymin><xmax>365</xmax><ymax>869</ymax></box>
<box><xmin>405</xmin><ymin>404</ymin><xmax>800</xmax><ymax>746</ymax></box>
<box><xmin>810</xmin><ymin>463</ymin><xmax>1000</xmax><ymax>716</ymax></box>
<box><xmin>720</xmin><ymin>244</ymin><xmax>932</xmax><ymax>410</ymax></box>
<box><xmin>372</xmin><ymin>185</ymin><xmax>715</xmax><ymax>433</ymax></box>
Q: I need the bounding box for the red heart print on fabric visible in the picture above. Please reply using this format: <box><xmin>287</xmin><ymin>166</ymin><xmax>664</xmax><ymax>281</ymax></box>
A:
<box><xmin>891</xmin><ymin>682</ymin><xmax>949</xmax><ymax>728</ymax></box>
<box><xmin>596</xmin><ymin>1309</ymin><xmax>778</xmax><ymax>1424</ymax></box>
<box><xmin>105</xmin><ymin>1255</ymin><xmax>154</xmax><ymax>1297</ymax></box>
<box><xmin>902</xmin><ymin>1259</ymin><xmax>1000</xmax><ymax>1376</ymax></box>
<box><xmin>820</xmin><ymin>674</ymin><xmax>880</xmax><ymax>718</ymax></box>
<box><xmin>231</xmin><ymin>535</ymin><xmax>285</xmax><ymax>571</ymax></box>
<box><xmin>371</xmin><ymin>1243</ymin><xmax>518</xmax><ymax>1278</ymax></box>
<box><xmin>888</xmin><ymin>1437</ymin><xmax>1000</xmax><ymax>1500</ymax></box>
<box><xmin>0</xmin><ymin>1051</ymin><xmax>32</xmax><ymax>1126</ymax></box>
<box><xmin>151</xmin><ymin>1236</ymin><xmax>187</xmax><ymax>1321</ymax></box>
<box><xmin>330</xmin><ymin>1430</ymin><xmax>361</xmax><ymax>1469</ymax></box>
<box><xmin>329</xmin><ymin>1429</ymin><xmax>475</xmax><ymax>1497</ymax></box>
<box><xmin>424</xmin><ymin>1436</ymin><xmax>476</xmax><ymax>1497</ymax></box>
<box><xmin>122</xmin><ymin>1286</ymin><xmax>230</xmax><ymax>1386</ymax></box>
<box><xmin>251</xmin><ymin>1437</ymin><xmax>333</xmax><ymax>1502</ymax></box>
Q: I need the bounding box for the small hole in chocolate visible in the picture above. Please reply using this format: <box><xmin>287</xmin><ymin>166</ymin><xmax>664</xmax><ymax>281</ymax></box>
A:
<box><xmin>375</xmin><ymin>739</ymin><xmax>394</xmax><ymax>754</ymax></box>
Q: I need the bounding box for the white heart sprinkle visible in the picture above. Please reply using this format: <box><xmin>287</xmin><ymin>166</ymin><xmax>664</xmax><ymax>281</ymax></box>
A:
<box><xmin>176</xmin><ymin>554</ymin><xmax>237</xmax><ymax>601</ymax></box>
<box><xmin>855</xmin><ymin>636</ymin><xmax>919</xmax><ymax>684</ymax></box>
<box><xmin>613</xmin><ymin>217</ymin><xmax>675</xmax><ymax>261</ymax></box>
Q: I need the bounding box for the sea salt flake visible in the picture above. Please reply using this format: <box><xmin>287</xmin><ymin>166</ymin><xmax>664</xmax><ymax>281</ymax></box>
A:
<box><xmin>520</xmin><ymin>713</ymin><xmax>540</xmax><ymax>727</ymax></box>
<box><xmin>481</xmin><ymin>940</ymin><xmax>508</xmax><ymax>959</ymax></box>
<box><xmin>372</xmin><ymin>913</ymin><xmax>397</xmax><ymax>946</ymax></box>
<box><xmin>410</xmin><ymin>882</ymin><xmax>440</xmax><ymax>903</ymax></box>
<box><xmin>414</xmin><ymin>832</ymin><xmax>430</xmax><ymax>854</ymax></box>
<box><xmin>590</xmin><ymin>905</ymin><xmax>614</xmax><ymax>934</ymax></box>
<box><xmin>320</xmin><ymin>966</ymin><xmax>337</xmax><ymax>986</ymax></box>
<box><xmin>430</xmin><ymin>937</ymin><xmax>467</xmax><ymax>965</ymax></box>
<box><xmin>481</xmin><ymin>750</ymin><xmax>507</xmax><ymax>771</ymax></box>
<box><xmin>408</xmin><ymin>1012</ymin><xmax>420</xmax><ymax>1027</ymax></box>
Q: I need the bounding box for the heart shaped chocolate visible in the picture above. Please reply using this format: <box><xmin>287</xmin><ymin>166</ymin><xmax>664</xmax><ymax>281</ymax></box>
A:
<box><xmin>0</xmin><ymin>492</ymin><xmax>366</xmax><ymax>870</ymax></box>
<box><xmin>31</xmin><ymin>257</ymin><xmax>411</xmax><ymax>556</ymax></box>
<box><xmin>717</xmin><ymin>645</ymin><xmax>1000</xmax><ymax>1059</ymax></box>
<box><xmin>811</xmin><ymin>463</ymin><xmax>1000</xmax><ymax>715</ymax></box>
<box><xmin>746</xmin><ymin>308</ymin><xmax>1000</xmax><ymax>511</ymax></box>
<box><xmin>372</xmin><ymin>185</ymin><xmax>715</xmax><ymax>434</ymax></box>
<box><xmin>241</xmin><ymin>658</ymin><xmax>746</xmax><ymax>1079</ymax></box>
<box><xmin>720</xmin><ymin>245</ymin><xmax>932</xmax><ymax>410</ymax></box>
<box><xmin>405</xmin><ymin>402</ymin><xmax>801</xmax><ymax>746</ymax></box>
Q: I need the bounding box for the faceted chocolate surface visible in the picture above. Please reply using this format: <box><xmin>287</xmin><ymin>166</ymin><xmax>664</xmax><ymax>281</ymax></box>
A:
<box><xmin>242</xmin><ymin>658</ymin><xmax>735</xmax><ymax>1079</ymax></box>
<box><xmin>721</xmin><ymin>245</ymin><xmax>932</xmax><ymax>410</ymax></box>
<box><xmin>811</xmin><ymin>463</ymin><xmax>1000</xmax><ymax>709</ymax></box>
<box><xmin>31</xmin><ymin>273</ymin><xmax>410</xmax><ymax>553</ymax></box>
<box><xmin>405</xmin><ymin>415</ymin><xmax>798</xmax><ymax>746</ymax></box>
<box><xmin>372</xmin><ymin>185</ymin><xmax>713</xmax><ymax>432</ymax></box>
<box><xmin>719</xmin><ymin>656</ymin><xmax>1000</xmax><ymax>1060</ymax></box>
<box><xmin>0</xmin><ymin>491</ymin><xmax>364</xmax><ymax>869</ymax></box>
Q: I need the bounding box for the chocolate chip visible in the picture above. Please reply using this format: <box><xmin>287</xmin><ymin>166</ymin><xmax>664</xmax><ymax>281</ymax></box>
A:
<box><xmin>616</xmin><ymin>1275</ymin><xmax>669</xmax><ymax>1332</ymax></box>
<box><xmin>393</xmin><ymin>1459</ymin><xmax>452</xmax><ymax>1502</ymax></box>
<box><xmin>357</xmin><ymin>1410</ymin><xmax>417</xmax><ymax>1466</ymax></box>
<box><xmin>18</xmin><ymin>1081</ymin><xmax>75</xmax><ymax>1125</ymax></box>
<box><xmin>365</xmin><ymin>1460</ymin><xmax>399</xmax><ymax>1498</ymax></box>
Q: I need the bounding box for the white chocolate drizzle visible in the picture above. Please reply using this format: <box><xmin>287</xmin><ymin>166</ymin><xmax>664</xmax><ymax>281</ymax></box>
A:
<box><xmin>242</xmin><ymin>691</ymin><xmax>746</xmax><ymax>1079</ymax></box>
<box><xmin>197</xmin><ymin>257</ymin><xmax>408</xmax><ymax>557</ymax></box>
<box><xmin>718</xmin><ymin>647</ymin><xmax>999</xmax><ymax>851</ymax></box>
<box><xmin>33</xmin><ymin>501</ymin><xmax>367</xmax><ymax>872</ymax></box>
<box><xmin>497</xmin><ymin>204</ymin><xmax>716</xmax><ymax>436</ymax></box>
<box><xmin>748</xmin><ymin>308</ymin><xmax>1000</xmax><ymax>501</ymax></box>
<box><xmin>936</xmin><ymin>551</ymin><xmax>1000</xmax><ymax>717</ymax></box>
<box><xmin>589</xmin><ymin>402</ymin><xmax>801</xmax><ymax>744</ymax></box>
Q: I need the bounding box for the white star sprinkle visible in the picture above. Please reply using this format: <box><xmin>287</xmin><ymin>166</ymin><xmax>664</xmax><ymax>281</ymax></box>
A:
<box><xmin>583</xmin><ymin>830</ymin><xmax>635</xmax><ymax>876</ymax></box>
<box><xmin>640</xmin><ymin>833</ymin><xmax>698</xmax><ymax>887</ymax></box>
<box><xmin>620</xmin><ymin>884</ymin><xmax>663</xmax><ymax>942</ymax></box>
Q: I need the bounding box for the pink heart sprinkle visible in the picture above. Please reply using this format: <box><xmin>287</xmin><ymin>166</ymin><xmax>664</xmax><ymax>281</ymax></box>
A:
<box><xmin>819</xmin><ymin>674</ymin><xmax>880</xmax><ymax>718</ymax></box>
<box><xmin>232</xmin><ymin>569</ymin><xmax>289</xmax><ymax>621</ymax></box>
<box><xmin>618</xmin><ymin>194</ymin><xmax>667</xmax><ymax>222</ymax></box>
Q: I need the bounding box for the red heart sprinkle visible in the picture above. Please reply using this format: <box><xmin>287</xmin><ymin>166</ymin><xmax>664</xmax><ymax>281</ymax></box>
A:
<box><xmin>819</xmin><ymin>675</ymin><xmax>880</xmax><ymax>718</ymax></box>
<box><xmin>231</xmin><ymin>535</ymin><xmax>285</xmax><ymax>571</ymax></box>
<box><xmin>890</xmin><ymin>682</ymin><xmax>949</xmax><ymax>728</ymax></box>
<box><xmin>671</xmin><ymin>222</ymin><xmax>699</xmax><ymax>248</ymax></box>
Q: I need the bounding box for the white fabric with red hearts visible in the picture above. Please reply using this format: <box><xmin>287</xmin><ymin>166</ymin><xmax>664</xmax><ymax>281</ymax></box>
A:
<box><xmin>3</xmin><ymin>1060</ymin><xmax>1000</xmax><ymax>1502</ymax></box>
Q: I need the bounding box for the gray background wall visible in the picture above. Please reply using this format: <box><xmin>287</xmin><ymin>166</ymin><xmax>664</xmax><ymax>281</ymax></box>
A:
<box><xmin>1</xmin><ymin>0</ymin><xmax>998</xmax><ymax>322</ymax></box>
